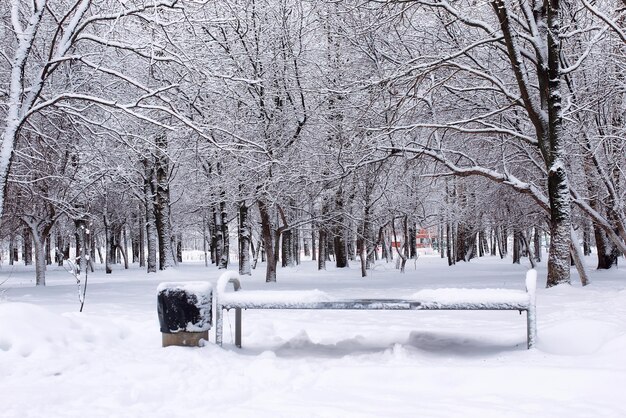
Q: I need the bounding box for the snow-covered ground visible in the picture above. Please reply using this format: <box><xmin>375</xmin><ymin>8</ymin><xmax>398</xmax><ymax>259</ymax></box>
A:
<box><xmin>1</xmin><ymin>255</ymin><xmax>625</xmax><ymax>417</ymax></box>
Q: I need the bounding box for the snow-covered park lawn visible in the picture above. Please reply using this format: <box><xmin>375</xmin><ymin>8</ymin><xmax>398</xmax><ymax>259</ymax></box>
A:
<box><xmin>1</xmin><ymin>256</ymin><xmax>625</xmax><ymax>417</ymax></box>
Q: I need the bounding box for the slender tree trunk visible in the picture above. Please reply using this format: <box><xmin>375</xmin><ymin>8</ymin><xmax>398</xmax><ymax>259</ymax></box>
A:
<box><xmin>45</xmin><ymin>235</ymin><xmax>52</xmax><ymax>265</ymax></box>
<box><xmin>582</xmin><ymin>223</ymin><xmax>591</xmax><ymax>256</ymax></box>
<box><xmin>143</xmin><ymin>158</ymin><xmax>158</xmax><ymax>273</ymax></box>
<box><xmin>570</xmin><ymin>228</ymin><xmax>590</xmax><ymax>286</ymax></box>
<box><xmin>332</xmin><ymin>188</ymin><xmax>348</xmax><ymax>268</ymax></box>
<box><xmin>446</xmin><ymin>222</ymin><xmax>454</xmax><ymax>266</ymax></box>
<box><xmin>381</xmin><ymin>226</ymin><xmax>389</xmax><ymax>262</ymax></box>
<box><xmin>23</xmin><ymin>227</ymin><xmax>33</xmax><ymax>266</ymax></box>
<box><xmin>238</xmin><ymin>202</ymin><xmax>252</xmax><ymax>275</ymax></box>
<box><xmin>513</xmin><ymin>228</ymin><xmax>521</xmax><ymax>264</ymax></box>
<box><xmin>89</xmin><ymin>229</ymin><xmax>95</xmax><ymax>272</ymax></box>
<box><xmin>218</xmin><ymin>200</ymin><xmax>229</xmax><ymax>268</ymax></box>
<box><xmin>293</xmin><ymin>225</ymin><xmax>301</xmax><ymax>265</ymax></box>
<box><xmin>533</xmin><ymin>227</ymin><xmax>542</xmax><ymax>263</ymax></box>
<box><xmin>409</xmin><ymin>222</ymin><xmax>417</xmax><ymax>259</ymax></box>
<box><xmin>138</xmin><ymin>210</ymin><xmax>146</xmax><ymax>268</ymax></box>
<box><xmin>520</xmin><ymin>232</ymin><xmax>536</xmax><ymax>269</ymax></box>
<box><xmin>9</xmin><ymin>236</ymin><xmax>15</xmax><ymax>265</ymax></box>
<box><xmin>318</xmin><ymin>228</ymin><xmax>327</xmax><ymax>270</ymax></box>
<box><xmin>203</xmin><ymin>214</ymin><xmax>209</xmax><ymax>267</ymax></box>
<box><xmin>303</xmin><ymin>230</ymin><xmax>310</xmax><ymax>257</ymax></box>
<box><xmin>258</xmin><ymin>199</ymin><xmax>276</xmax><ymax>282</ymax></box>
<box><xmin>55</xmin><ymin>230</ymin><xmax>63</xmax><ymax>266</ymax></box>
<box><xmin>131</xmin><ymin>212</ymin><xmax>139</xmax><ymax>264</ymax></box>
<box><xmin>104</xmin><ymin>216</ymin><xmax>112</xmax><ymax>274</ymax></box>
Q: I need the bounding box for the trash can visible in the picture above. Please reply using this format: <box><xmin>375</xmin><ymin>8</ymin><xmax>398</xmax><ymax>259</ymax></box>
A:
<box><xmin>157</xmin><ymin>282</ymin><xmax>213</xmax><ymax>347</ymax></box>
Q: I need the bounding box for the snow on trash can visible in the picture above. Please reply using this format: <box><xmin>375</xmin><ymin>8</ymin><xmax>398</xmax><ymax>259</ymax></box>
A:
<box><xmin>157</xmin><ymin>282</ymin><xmax>213</xmax><ymax>347</ymax></box>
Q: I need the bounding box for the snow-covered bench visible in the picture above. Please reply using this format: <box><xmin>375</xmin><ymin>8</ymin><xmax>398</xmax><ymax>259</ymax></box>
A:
<box><xmin>214</xmin><ymin>270</ymin><xmax>537</xmax><ymax>349</ymax></box>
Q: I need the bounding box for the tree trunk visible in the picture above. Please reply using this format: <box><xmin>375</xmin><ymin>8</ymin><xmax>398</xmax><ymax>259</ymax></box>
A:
<box><xmin>533</xmin><ymin>227</ymin><xmax>542</xmax><ymax>263</ymax></box>
<box><xmin>334</xmin><ymin>233</ymin><xmax>347</xmax><ymax>268</ymax></box>
<box><xmin>45</xmin><ymin>235</ymin><xmax>52</xmax><ymax>265</ymax></box>
<box><xmin>154</xmin><ymin>134</ymin><xmax>174</xmax><ymax>270</ymax></box>
<box><xmin>281</xmin><ymin>229</ymin><xmax>294</xmax><ymax>268</ymax></box>
<box><xmin>318</xmin><ymin>228</ymin><xmax>327</xmax><ymax>270</ymax></box>
<box><xmin>582</xmin><ymin>223</ymin><xmax>591</xmax><ymax>256</ymax></box>
<box><xmin>33</xmin><ymin>234</ymin><xmax>46</xmax><ymax>286</ymax></box>
<box><xmin>238</xmin><ymin>202</ymin><xmax>252</xmax><ymax>275</ymax></box>
<box><xmin>570</xmin><ymin>228</ymin><xmax>590</xmax><ymax>286</ymax></box>
<box><xmin>138</xmin><ymin>210</ymin><xmax>146</xmax><ymax>268</ymax></box>
<box><xmin>131</xmin><ymin>212</ymin><xmax>139</xmax><ymax>264</ymax></box>
<box><xmin>258</xmin><ymin>199</ymin><xmax>276</xmax><ymax>282</ymax></box>
<box><xmin>104</xmin><ymin>216</ymin><xmax>112</xmax><ymax>274</ymax></box>
<box><xmin>409</xmin><ymin>223</ymin><xmax>417</xmax><ymax>259</ymax></box>
<box><xmin>546</xmin><ymin>165</ymin><xmax>572</xmax><ymax>286</ymax></box>
<box><xmin>303</xmin><ymin>231</ymin><xmax>310</xmax><ymax>258</ymax></box>
<box><xmin>512</xmin><ymin>228</ymin><xmax>521</xmax><ymax>264</ymax></box>
<box><xmin>293</xmin><ymin>225</ymin><xmax>301</xmax><ymax>265</ymax></box>
<box><xmin>218</xmin><ymin>201</ymin><xmax>229</xmax><ymax>268</ymax></box>
<box><xmin>23</xmin><ymin>228</ymin><xmax>33</xmax><ymax>266</ymax></box>
<box><xmin>593</xmin><ymin>223</ymin><xmax>619</xmax><ymax>269</ymax></box>
<box><xmin>203</xmin><ymin>214</ymin><xmax>209</xmax><ymax>267</ymax></box>
<box><xmin>145</xmin><ymin>199</ymin><xmax>158</xmax><ymax>274</ymax></box>
<box><xmin>9</xmin><ymin>236</ymin><xmax>15</xmax><ymax>265</ymax></box>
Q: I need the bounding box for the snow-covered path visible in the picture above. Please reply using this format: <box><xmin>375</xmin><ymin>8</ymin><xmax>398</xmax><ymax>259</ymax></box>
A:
<box><xmin>1</xmin><ymin>256</ymin><xmax>625</xmax><ymax>417</ymax></box>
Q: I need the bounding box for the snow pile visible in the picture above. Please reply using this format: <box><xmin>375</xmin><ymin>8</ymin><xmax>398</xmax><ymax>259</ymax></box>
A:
<box><xmin>0</xmin><ymin>302</ymin><xmax>77</xmax><ymax>359</ymax></box>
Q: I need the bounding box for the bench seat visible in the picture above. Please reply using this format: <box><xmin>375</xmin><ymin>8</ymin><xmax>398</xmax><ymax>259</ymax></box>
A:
<box><xmin>214</xmin><ymin>270</ymin><xmax>537</xmax><ymax>349</ymax></box>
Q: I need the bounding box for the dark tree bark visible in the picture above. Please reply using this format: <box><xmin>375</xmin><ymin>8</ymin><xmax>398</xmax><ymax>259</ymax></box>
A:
<box><xmin>218</xmin><ymin>200</ymin><xmax>229</xmax><ymax>269</ymax></box>
<box><xmin>138</xmin><ymin>209</ymin><xmax>145</xmax><ymax>268</ymax></box>
<box><xmin>303</xmin><ymin>232</ymin><xmax>310</xmax><ymax>257</ymax></box>
<box><xmin>533</xmin><ymin>228</ymin><xmax>542</xmax><ymax>263</ymax></box>
<box><xmin>203</xmin><ymin>214</ymin><xmax>209</xmax><ymax>267</ymax></box>
<box><xmin>492</xmin><ymin>0</ymin><xmax>572</xmax><ymax>286</ymax></box>
<box><xmin>176</xmin><ymin>233</ymin><xmax>183</xmax><ymax>263</ymax></box>
<box><xmin>23</xmin><ymin>228</ymin><xmax>33</xmax><ymax>266</ymax></box>
<box><xmin>143</xmin><ymin>158</ymin><xmax>158</xmax><ymax>273</ymax></box>
<box><xmin>154</xmin><ymin>134</ymin><xmax>174</xmax><ymax>271</ymax></box>
<box><xmin>9</xmin><ymin>236</ymin><xmax>15</xmax><ymax>265</ymax></box>
<box><xmin>311</xmin><ymin>229</ymin><xmax>317</xmax><ymax>261</ymax></box>
<box><xmin>238</xmin><ymin>202</ymin><xmax>252</xmax><ymax>275</ymax></box>
<box><xmin>446</xmin><ymin>222</ymin><xmax>454</xmax><ymax>266</ymax></box>
<box><xmin>409</xmin><ymin>223</ymin><xmax>417</xmax><ymax>259</ymax></box>
<box><xmin>318</xmin><ymin>228</ymin><xmax>327</xmax><ymax>271</ymax></box>
<box><xmin>45</xmin><ymin>235</ymin><xmax>52</xmax><ymax>265</ymax></box>
<box><xmin>258</xmin><ymin>199</ymin><xmax>276</xmax><ymax>282</ymax></box>
<box><xmin>513</xmin><ymin>228</ymin><xmax>522</xmax><ymax>264</ymax></box>
<box><xmin>104</xmin><ymin>216</ymin><xmax>112</xmax><ymax>274</ymax></box>
<box><xmin>281</xmin><ymin>229</ymin><xmax>293</xmax><ymax>267</ymax></box>
<box><xmin>583</xmin><ymin>224</ymin><xmax>591</xmax><ymax>256</ymax></box>
<box><xmin>594</xmin><ymin>223</ymin><xmax>619</xmax><ymax>269</ymax></box>
<box><xmin>292</xmin><ymin>224</ymin><xmax>301</xmax><ymax>265</ymax></box>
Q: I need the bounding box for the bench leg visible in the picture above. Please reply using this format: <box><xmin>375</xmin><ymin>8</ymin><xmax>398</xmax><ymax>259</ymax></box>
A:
<box><xmin>215</xmin><ymin>304</ymin><xmax>223</xmax><ymax>346</ymax></box>
<box><xmin>215</xmin><ymin>305</ymin><xmax>241</xmax><ymax>348</ymax></box>
<box><xmin>235</xmin><ymin>308</ymin><xmax>242</xmax><ymax>348</ymax></box>
<box><xmin>527</xmin><ymin>305</ymin><xmax>537</xmax><ymax>349</ymax></box>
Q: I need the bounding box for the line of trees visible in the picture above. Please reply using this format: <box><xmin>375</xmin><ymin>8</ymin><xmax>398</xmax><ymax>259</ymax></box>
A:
<box><xmin>1</xmin><ymin>0</ymin><xmax>623</xmax><ymax>287</ymax></box>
